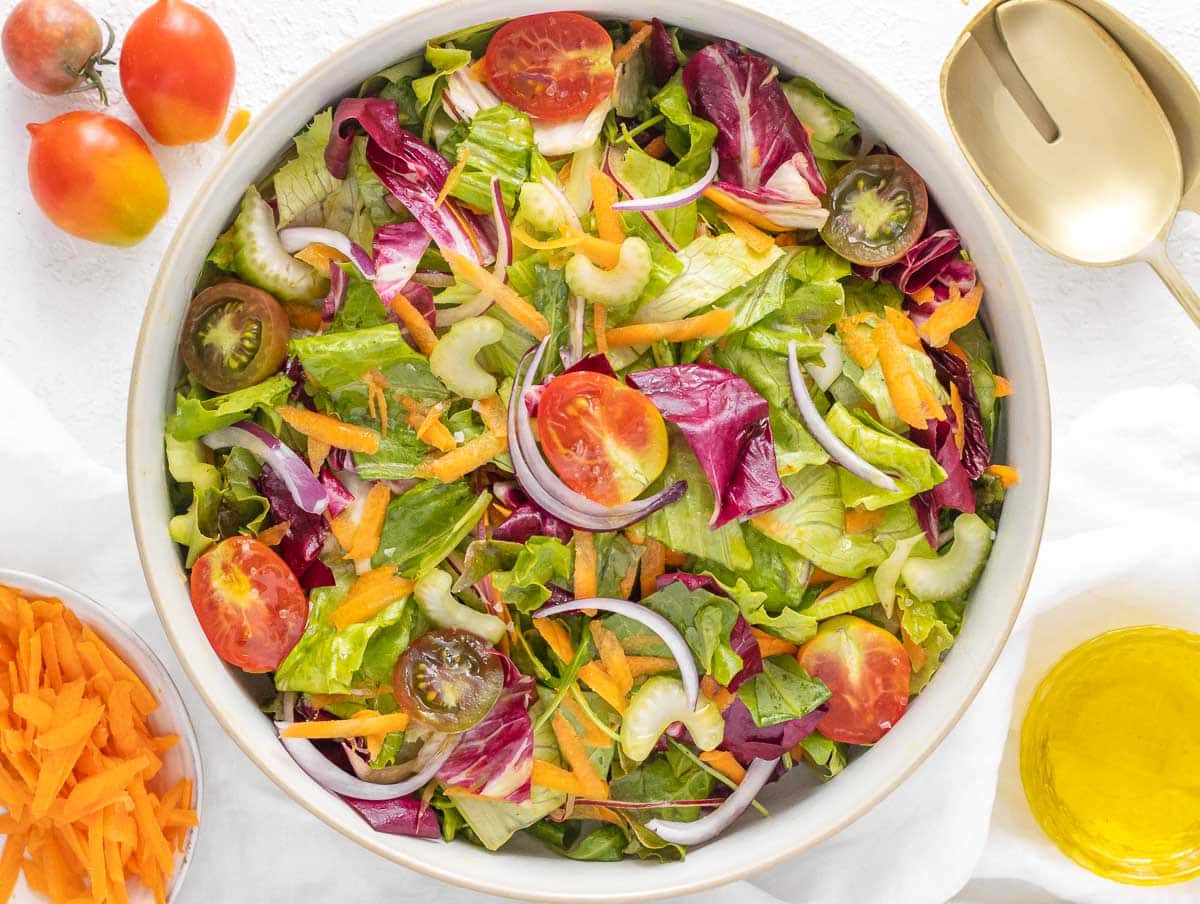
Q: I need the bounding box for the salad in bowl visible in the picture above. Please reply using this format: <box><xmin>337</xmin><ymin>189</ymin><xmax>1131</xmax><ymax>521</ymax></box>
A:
<box><xmin>162</xmin><ymin>11</ymin><xmax>1016</xmax><ymax>861</ymax></box>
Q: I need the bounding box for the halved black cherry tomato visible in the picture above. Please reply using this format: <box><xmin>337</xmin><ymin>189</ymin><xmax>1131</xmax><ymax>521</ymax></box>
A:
<box><xmin>180</xmin><ymin>281</ymin><xmax>289</xmax><ymax>393</ymax></box>
<box><xmin>393</xmin><ymin>628</ymin><xmax>504</xmax><ymax>733</ymax></box>
<box><xmin>820</xmin><ymin>154</ymin><xmax>929</xmax><ymax>267</ymax></box>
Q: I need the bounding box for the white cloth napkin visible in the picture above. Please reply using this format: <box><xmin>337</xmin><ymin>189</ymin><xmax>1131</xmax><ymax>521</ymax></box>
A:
<box><xmin>2</xmin><ymin>1</ymin><xmax>1198</xmax><ymax>902</ymax></box>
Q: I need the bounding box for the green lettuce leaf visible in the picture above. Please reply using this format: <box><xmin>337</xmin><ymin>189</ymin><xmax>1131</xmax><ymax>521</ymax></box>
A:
<box><xmin>640</xmin><ymin>581</ymin><xmax>743</xmax><ymax>685</ymax></box>
<box><xmin>412</xmin><ymin>44</ymin><xmax>471</xmax><ymax>110</ymax></box>
<box><xmin>289</xmin><ymin>323</ymin><xmax>446</xmax><ymax>397</ymax></box>
<box><xmin>328</xmin><ymin>388</ymin><xmax>429</xmax><ymax>479</ymax></box>
<box><xmin>441</xmin><ymin>103</ymin><xmax>534</xmax><ymax>212</ymax></box>
<box><xmin>651</xmin><ymin>73</ymin><xmax>718</xmax><ymax>180</ymax></box>
<box><xmin>826</xmin><ymin>405</ymin><xmax>946</xmax><ymax>509</ymax></box>
<box><xmin>594</xmin><ymin>532</ymin><xmax>644</xmax><ymax>599</ymax></box>
<box><xmin>751</xmin><ymin>465</ymin><xmax>885</xmax><ymax>578</ymax></box>
<box><xmin>899</xmin><ymin>593</ymin><xmax>955</xmax><ymax>693</ymax></box>
<box><xmin>842</xmin><ymin>276</ymin><xmax>903</xmax><ymax>316</ymax></box>
<box><xmin>329</xmin><ymin>264</ymin><xmax>389</xmax><ymax>332</ymax></box>
<box><xmin>217</xmin><ymin>447</ymin><xmax>270</xmax><ymax>538</ymax></box>
<box><xmin>699</xmin><ymin>527</ymin><xmax>814</xmax><ymax>613</ymax></box>
<box><xmin>737</xmin><ymin>656</ymin><xmax>830</xmax><ymax>727</ymax></box>
<box><xmin>798</xmin><ymin>732</ymin><xmax>846</xmax><ymax>780</ymax></box>
<box><xmin>781</xmin><ymin>77</ymin><xmax>859</xmax><ymax>162</ymax></box>
<box><xmin>680</xmin><ymin>252</ymin><xmax>793</xmax><ymax>361</ymax></box>
<box><xmin>616</xmin><ymin>144</ymin><xmax>697</xmax><ymax>250</ymax></box>
<box><xmin>166</xmin><ymin>374</ymin><xmax>294</xmax><ymax>441</ymax></box>
<box><xmin>609</xmin><ymin>745</ymin><xmax>715</xmax><ymax>824</ymax></box>
<box><xmin>372</xmin><ymin>480</ymin><xmax>491</xmax><ymax>577</ymax></box>
<box><xmin>491</xmin><ymin>536</ymin><xmax>573</xmax><ymax>613</ymax></box>
<box><xmin>273</xmin><ymin>110</ymin><xmax>340</xmax><ymax>229</ymax></box>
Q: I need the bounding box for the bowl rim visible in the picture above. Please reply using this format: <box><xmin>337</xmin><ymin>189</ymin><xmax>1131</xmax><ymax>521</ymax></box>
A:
<box><xmin>0</xmin><ymin>567</ymin><xmax>204</xmax><ymax>903</ymax></box>
<box><xmin>125</xmin><ymin>1</ymin><xmax>1051</xmax><ymax>899</ymax></box>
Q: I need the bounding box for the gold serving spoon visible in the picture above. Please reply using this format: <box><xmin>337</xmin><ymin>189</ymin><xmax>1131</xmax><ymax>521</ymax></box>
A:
<box><xmin>942</xmin><ymin>0</ymin><xmax>1200</xmax><ymax>325</ymax></box>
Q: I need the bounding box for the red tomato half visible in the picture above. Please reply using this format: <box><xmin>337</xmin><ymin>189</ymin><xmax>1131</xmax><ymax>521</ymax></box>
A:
<box><xmin>190</xmin><ymin>536</ymin><xmax>308</xmax><ymax>673</ymax></box>
<box><xmin>798</xmin><ymin>615</ymin><xmax>910</xmax><ymax>745</ymax></box>
<box><xmin>537</xmin><ymin>371</ymin><xmax>669</xmax><ymax>506</ymax></box>
<box><xmin>484</xmin><ymin>12</ymin><xmax>615</xmax><ymax>123</ymax></box>
<box><xmin>120</xmin><ymin>0</ymin><xmax>235</xmax><ymax>145</ymax></box>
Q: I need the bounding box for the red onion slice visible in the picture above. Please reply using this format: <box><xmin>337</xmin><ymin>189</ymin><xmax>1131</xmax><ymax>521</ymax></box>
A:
<box><xmin>276</xmin><ymin>726</ymin><xmax>458</xmax><ymax>801</ymax></box>
<box><xmin>534</xmin><ymin>596</ymin><xmax>698</xmax><ymax>710</ymax></box>
<box><xmin>646</xmin><ymin>756</ymin><xmax>776</xmax><ymax>845</ymax></box>
<box><xmin>602</xmin><ymin>148</ymin><xmax>679</xmax><ymax>252</ymax></box>
<box><xmin>508</xmin><ymin>341</ymin><xmax>687</xmax><ymax>531</ymax></box>
<box><xmin>612</xmin><ymin>148</ymin><xmax>719</xmax><ymax>213</ymax></box>
<box><xmin>786</xmin><ymin>341</ymin><xmax>899</xmax><ymax>493</ymax></box>
<box><xmin>278</xmin><ymin>226</ymin><xmax>375</xmax><ymax>278</ymax></box>
<box><xmin>202</xmin><ymin>421</ymin><xmax>330</xmax><ymax>515</ymax></box>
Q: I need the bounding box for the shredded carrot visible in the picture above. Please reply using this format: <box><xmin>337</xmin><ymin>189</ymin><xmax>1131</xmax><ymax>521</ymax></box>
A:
<box><xmin>293</xmin><ymin>242</ymin><xmax>348</xmax><ymax>273</ymax></box>
<box><xmin>330</xmin><ymin>566</ymin><xmax>415</xmax><ymax>629</ymax></box>
<box><xmin>950</xmin><ymin>383</ymin><xmax>966</xmax><ymax>454</ymax></box>
<box><xmin>590</xmin><ymin>623</ymin><xmax>633</xmax><ymax>697</ymax></box>
<box><xmin>901</xmin><ymin>628</ymin><xmax>927</xmax><ymax>672</ymax></box>
<box><xmin>435</xmin><ymin>147</ymin><xmax>471</xmax><ymax>209</ymax></box>
<box><xmin>699</xmin><ymin>750</ymin><xmax>746</xmax><ymax>783</ymax></box>
<box><xmin>594</xmin><ymin>305</ymin><xmax>608</xmax><ymax>354</ymax></box>
<box><xmin>910</xmin><ymin>286</ymin><xmax>936</xmax><ymax>305</ymax></box>
<box><xmin>533</xmin><ymin>619</ymin><xmax>575</xmax><ymax>664</ymax></box>
<box><xmin>561</xmin><ymin>695</ymin><xmax>610</xmax><ymax>748</ymax></box>
<box><xmin>282</xmin><ymin>302</ymin><xmax>324</xmax><ymax>333</ymax></box>
<box><xmin>306</xmin><ymin>438</ymin><xmax>330</xmax><ymax>475</ymax></box>
<box><xmin>281</xmin><ymin>712</ymin><xmax>410</xmax><ymax>740</ymax></box>
<box><xmin>700</xmin><ymin>675</ymin><xmax>734</xmax><ymax>711</ymax></box>
<box><xmin>414</xmin><ymin>403</ymin><xmax>457</xmax><ymax>453</ymax></box>
<box><xmin>817</xmin><ymin>578</ymin><xmax>857</xmax><ymax>599</ymax></box>
<box><xmin>836</xmin><ymin>314</ymin><xmax>879</xmax><ymax>368</ymax></box>
<box><xmin>255</xmin><ymin>521</ymin><xmax>291</xmax><ymax>548</ymax></box>
<box><xmin>874</xmin><ymin>320</ymin><xmax>944</xmax><ymax>429</ymax></box>
<box><xmin>445</xmin><ymin>250</ymin><xmax>549</xmax><ymax>338</ymax></box>
<box><xmin>719</xmin><ymin>213</ymin><xmax>774</xmax><ymax>255</ymax></box>
<box><xmin>844</xmin><ymin>509</ymin><xmax>885</xmax><ymax>535</ymax></box>
<box><xmin>626</xmin><ymin>656</ymin><xmax>677</xmax><ymax>677</ymax></box>
<box><xmin>751</xmin><ymin>627</ymin><xmax>798</xmax><ymax>658</ymax></box>
<box><xmin>605</xmin><ymin>309</ymin><xmax>733</xmax><ymax>348</ymax></box>
<box><xmin>328</xmin><ymin>506</ymin><xmax>358</xmax><ymax>553</ymax></box>
<box><xmin>0</xmin><ymin>584</ymin><xmax>194</xmax><ymax>904</ymax></box>
<box><xmin>617</xmin><ymin>559</ymin><xmax>639</xmax><ymax>600</ymax></box>
<box><xmin>919</xmin><ymin>284</ymin><xmax>983</xmax><ymax>347</ymax></box>
<box><xmin>612</xmin><ymin>23</ymin><xmax>653</xmax><ymax>66</ymax></box>
<box><xmin>342</xmin><ymin>482</ymin><xmax>391</xmax><ymax>561</ymax></box>
<box><xmin>277</xmin><ymin>406</ymin><xmax>380</xmax><ymax>454</ymax></box>
<box><xmin>994</xmin><ymin>375</ymin><xmax>1012</xmax><ymax>398</ymax></box>
<box><xmin>702</xmin><ymin>186</ymin><xmax>787</xmax><ymax>232</ymax></box>
<box><xmin>884</xmin><ymin>306</ymin><xmax>922</xmax><ymax>349</ymax></box>
<box><xmin>985</xmin><ymin>464</ymin><xmax>1021</xmax><ymax>488</ymax></box>
<box><xmin>642</xmin><ymin>135</ymin><xmax>669</xmax><ymax>159</ymax></box>
<box><xmin>639</xmin><ymin>539</ymin><xmax>666</xmax><ymax>599</ymax></box>
<box><xmin>550</xmin><ymin>712</ymin><xmax>608</xmax><ymax>799</ymax></box>
<box><xmin>531</xmin><ymin>760</ymin><xmax>586</xmax><ymax>796</ymax></box>
<box><xmin>389</xmin><ymin>294</ymin><xmax>440</xmax><ymax>356</ymax></box>
<box><xmin>578</xmin><ymin>663</ymin><xmax>627</xmax><ymax>715</ymax></box>
<box><xmin>224</xmin><ymin>107</ymin><xmax>251</xmax><ymax>144</ymax></box>
<box><xmin>362</xmin><ymin>369</ymin><xmax>391</xmax><ymax>438</ymax></box>
<box><xmin>590</xmin><ymin>168</ymin><xmax>624</xmax><ymax>245</ymax></box>
<box><xmin>571</xmin><ymin>234</ymin><xmax>623</xmax><ymax>270</ymax></box>
<box><xmin>573</xmin><ymin>530</ymin><xmax>598</xmax><ymax>602</ymax></box>
<box><xmin>416</xmin><ymin>417</ymin><xmax>507</xmax><ymax>483</ymax></box>
<box><xmin>511</xmin><ymin>227</ymin><xmax>579</xmax><ymax>251</ymax></box>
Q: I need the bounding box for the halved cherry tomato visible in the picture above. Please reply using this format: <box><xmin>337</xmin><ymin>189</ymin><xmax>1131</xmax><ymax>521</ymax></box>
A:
<box><xmin>120</xmin><ymin>0</ymin><xmax>235</xmax><ymax>145</ymax></box>
<box><xmin>821</xmin><ymin>154</ymin><xmax>929</xmax><ymax>267</ymax></box>
<box><xmin>190</xmin><ymin>536</ymin><xmax>308</xmax><ymax>673</ymax></box>
<box><xmin>537</xmin><ymin>370</ymin><xmax>669</xmax><ymax>506</ymax></box>
<box><xmin>394</xmin><ymin>629</ymin><xmax>504</xmax><ymax>732</ymax></box>
<box><xmin>484</xmin><ymin>12</ymin><xmax>615</xmax><ymax>123</ymax></box>
<box><xmin>180</xmin><ymin>282</ymin><xmax>290</xmax><ymax>393</ymax></box>
<box><xmin>798</xmin><ymin>615</ymin><xmax>910</xmax><ymax>745</ymax></box>
<box><xmin>26</xmin><ymin>111</ymin><xmax>168</xmax><ymax>246</ymax></box>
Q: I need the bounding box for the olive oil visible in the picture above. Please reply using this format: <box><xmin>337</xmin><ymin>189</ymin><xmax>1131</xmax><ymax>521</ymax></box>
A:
<box><xmin>1021</xmin><ymin>626</ymin><xmax>1200</xmax><ymax>884</ymax></box>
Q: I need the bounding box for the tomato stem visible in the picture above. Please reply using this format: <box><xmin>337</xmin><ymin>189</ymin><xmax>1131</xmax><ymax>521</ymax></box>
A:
<box><xmin>64</xmin><ymin>20</ymin><xmax>117</xmax><ymax>106</ymax></box>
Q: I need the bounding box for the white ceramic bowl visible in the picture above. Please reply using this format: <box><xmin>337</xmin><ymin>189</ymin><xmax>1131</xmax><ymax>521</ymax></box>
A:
<box><xmin>126</xmin><ymin>1</ymin><xmax>1051</xmax><ymax>899</ymax></box>
<box><xmin>0</xmin><ymin>569</ymin><xmax>202</xmax><ymax>903</ymax></box>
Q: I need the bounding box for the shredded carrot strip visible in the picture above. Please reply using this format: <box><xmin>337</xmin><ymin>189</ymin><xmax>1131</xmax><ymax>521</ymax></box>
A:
<box><xmin>435</xmin><ymin>147</ymin><xmax>471</xmax><ymax>208</ymax></box>
<box><xmin>573</xmin><ymin>530</ymin><xmax>598</xmax><ymax>602</ymax></box>
<box><xmin>389</xmin><ymin>294</ymin><xmax>439</xmax><ymax>356</ymax></box>
<box><xmin>342</xmin><ymin>482</ymin><xmax>391</xmax><ymax>561</ymax></box>
<box><xmin>700</xmin><ymin>675</ymin><xmax>734</xmax><ymax>711</ymax></box>
<box><xmin>874</xmin><ymin>320</ymin><xmax>942</xmax><ymax>429</ymax></box>
<box><xmin>293</xmin><ymin>242</ymin><xmax>348</xmax><ymax>273</ymax></box>
<box><xmin>751</xmin><ymin>627</ymin><xmax>798</xmax><ymax>658</ymax></box>
<box><xmin>901</xmin><ymin>628</ymin><xmax>927</xmax><ymax>672</ymax></box>
<box><xmin>278</xmin><ymin>406</ymin><xmax>380</xmax><ymax>454</ymax></box>
<box><xmin>445</xmin><ymin>250</ymin><xmax>550</xmax><ymax>339</ymax></box>
<box><xmin>511</xmin><ymin>227</ymin><xmax>579</xmax><ymax>251</ymax></box>
<box><xmin>474</xmin><ymin>395</ymin><xmax>507</xmax><ymax>435</ymax></box>
<box><xmin>414</xmin><ymin>403</ymin><xmax>458</xmax><ymax>453</ymax></box>
<box><xmin>571</xmin><ymin>234</ymin><xmax>623</xmax><ymax>270</ymax></box>
<box><xmin>590</xmin><ymin>168</ymin><xmax>624</xmax><ymax>245</ymax></box>
<box><xmin>817</xmin><ymin>578</ymin><xmax>856</xmax><ymax>599</ymax></box>
<box><xmin>590</xmin><ymin>623</ymin><xmax>633</xmax><ymax>697</ymax></box>
<box><xmin>551</xmin><ymin>712</ymin><xmax>608</xmax><ymax>799</ymax></box>
<box><xmin>910</xmin><ymin>286</ymin><xmax>936</xmax><ymax>305</ymax></box>
<box><xmin>577</xmin><ymin>663</ymin><xmax>627</xmax><ymax>715</ymax></box>
<box><xmin>916</xmin><ymin>375</ymin><xmax>947</xmax><ymax>422</ymax></box>
<box><xmin>884</xmin><ymin>306</ymin><xmax>922</xmax><ymax>349</ymax></box>
<box><xmin>719</xmin><ymin>213</ymin><xmax>774</xmax><ymax>255</ymax></box>
<box><xmin>994</xmin><ymin>375</ymin><xmax>1012</xmax><ymax>398</ymax></box>
<box><xmin>255</xmin><ymin>521</ymin><xmax>290</xmax><ymax>548</ymax></box>
<box><xmin>844</xmin><ymin>509</ymin><xmax>885</xmax><ymax>535</ymax></box>
<box><xmin>281</xmin><ymin>712</ymin><xmax>410</xmax><ymax>740</ymax></box>
<box><xmin>416</xmin><ymin>427</ymin><xmax>507</xmax><ymax>483</ymax></box>
<box><xmin>594</xmin><ymin>304</ymin><xmax>608</xmax><ymax>354</ymax></box>
<box><xmin>626</xmin><ymin>656</ymin><xmax>677</xmax><ymax>677</ymax></box>
<box><xmin>224</xmin><ymin>107</ymin><xmax>251</xmax><ymax>145</ymax></box>
<box><xmin>919</xmin><ymin>284</ymin><xmax>983</xmax><ymax>347</ymax></box>
<box><xmin>612</xmin><ymin>23</ymin><xmax>653</xmax><ymax>66</ymax></box>
<box><xmin>330</xmin><ymin>566</ymin><xmax>415</xmax><ymax>629</ymax></box>
<box><xmin>985</xmin><ymin>464</ymin><xmax>1020</xmax><ymax>488</ymax></box>
<box><xmin>699</xmin><ymin>750</ymin><xmax>746</xmax><ymax>783</ymax></box>
<box><xmin>533</xmin><ymin>619</ymin><xmax>575</xmax><ymax>664</ymax></box>
<box><xmin>605</xmin><ymin>309</ymin><xmax>733</xmax><ymax>348</ymax></box>
<box><xmin>702</xmin><ymin>186</ymin><xmax>787</xmax><ymax>232</ymax></box>
<box><xmin>306</xmin><ymin>438</ymin><xmax>330</xmax><ymax>475</ymax></box>
<box><xmin>642</xmin><ymin>135</ymin><xmax>669</xmax><ymax>159</ymax></box>
<box><xmin>837</xmin><ymin>314</ymin><xmax>879</xmax><ymax>368</ymax></box>
<box><xmin>530</xmin><ymin>760</ymin><xmax>585</xmax><ymax>796</ymax></box>
<box><xmin>639</xmin><ymin>539</ymin><xmax>666</xmax><ymax>599</ymax></box>
<box><xmin>362</xmin><ymin>369</ymin><xmax>391</xmax><ymax>438</ymax></box>
<box><xmin>328</xmin><ymin>506</ymin><xmax>358</xmax><ymax>552</ymax></box>
<box><xmin>950</xmin><ymin>383</ymin><xmax>966</xmax><ymax>454</ymax></box>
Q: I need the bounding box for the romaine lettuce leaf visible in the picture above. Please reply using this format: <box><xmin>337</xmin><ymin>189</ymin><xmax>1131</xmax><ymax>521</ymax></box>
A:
<box><xmin>273</xmin><ymin>110</ymin><xmax>341</xmax><ymax>229</ymax></box>
<box><xmin>329</xmin><ymin>264</ymin><xmax>389</xmax><ymax>332</ymax></box>
<box><xmin>166</xmin><ymin>374</ymin><xmax>294</xmax><ymax>441</ymax></box>
<box><xmin>608</xmin><ymin>744</ymin><xmax>715</xmax><ymax>824</ymax></box>
<box><xmin>826</xmin><ymin>405</ymin><xmax>946</xmax><ymax>510</ymax></box>
<box><xmin>594</xmin><ymin>532</ymin><xmax>644</xmax><ymax>600</ymax></box>
<box><xmin>373</xmin><ymin>480</ymin><xmax>491</xmax><ymax>577</ymax></box>
<box><xmin>899</xmin><ymin>593</ymin><xmax>955</xmax><ymax>693</ymax></box>
<box><xmin>289</xmin><ymin>323</ymin><xmax>447</xmax><ymax>397</ymax></box>
<box><xmin>616</xmin><ymin>144</ymin><xmax>698</xmax><ymax>250</ymax></box>
<box><xmin>440</xmin><ymin>103</ymin><xmax>535</xmax><ymax>212</ymax></box>
<box><xmin>491</xmin><ymin>536</ymin><xmax>573</xmax><ymax>613</ymax></box>
<box><xmin>328</xmin><ymin>387</ymin><xmax>429</xmax><ymax>480</ymax></box>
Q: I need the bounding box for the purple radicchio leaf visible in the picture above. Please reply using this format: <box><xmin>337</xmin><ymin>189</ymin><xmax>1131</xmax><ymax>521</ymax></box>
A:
<box><xmin>436</xmin><ymin>655</ymin><xmax>536</xmax><ymax>802</ymax></box>
<box><xmin>682</xmin><ymin>41</ymin><xmax>824</xmax><ymax>195</ymax></box>
<box><xmin>372</xmin><ymin>221</ymin><xmax>432</xmax><ymax>304</ymax></box>
<box><xmin>858</xmin><ymin>227</ymin><xmax>978</xmax><ymax>307</ymax></box>
<box><xmin>256</xmin><ymin>464</ymin><xmax>335</xmax><ymax>589</ymax></box>
<box><xmin>910</xmin><ymin>417</ymin><xmax>977</xmax><ymax>547</ymax></box>
<box><xmin>340</xmin><ymin>795</ymin><xmax>442</xmax><ymax>838</ymax></box>
<box><xmin>721</xmin><ymin>696</ymin><xmax>825</xmax><ymax>766</ymax></box>
<box><xmin>627</xmin><ymin>364</ymin><xmax>792</xmax><ymax>528</ymax></box>
<box><xmin>326</xmin><ymin>97</ymin><xmax>493</xmax><ymax>265</ymax></box>
<box><xmin>491</xmin><ymin>481</ymin><xmax>573</xmax><ymax>543</ymax></box>
<box><xmin>648</xmin><ymin>18</ymin><xmax>679</xmax><ymax>86</ymax></box>
<box><xmin>924</xmin><ymin>343</ymin><xmax>991</xmax><ymax>478</ymax></box>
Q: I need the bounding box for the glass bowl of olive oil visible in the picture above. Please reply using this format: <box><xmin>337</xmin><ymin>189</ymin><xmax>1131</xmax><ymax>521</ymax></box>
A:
<box><xmin>1021</xmin><ymin>625</ymin><xmax>1200</xmax><ymax>884</ymax></box>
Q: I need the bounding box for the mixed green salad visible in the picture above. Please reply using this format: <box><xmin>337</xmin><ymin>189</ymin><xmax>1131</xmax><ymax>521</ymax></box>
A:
<box><xmin>165</xmin><ymin>12</ymin><xmax>1017</xmax><ymax>860</ymax></box>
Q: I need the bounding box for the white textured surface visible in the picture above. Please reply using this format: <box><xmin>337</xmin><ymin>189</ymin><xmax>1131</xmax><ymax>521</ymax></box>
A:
<box><xmin>1</xmin><ymin>1</ymin><xmax>1197</xmax><ymax>902</ymax></box>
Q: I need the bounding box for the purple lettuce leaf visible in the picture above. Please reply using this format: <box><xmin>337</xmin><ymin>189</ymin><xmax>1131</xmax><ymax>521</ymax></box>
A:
<box><xmin>257</xmin><ymin>464</ymin><xmax>335</xmax><ymax>589</ymax></box>
<box><xmin>860</xmin><ymin>227</ymin><xmax>977</xmax><ymax>304</ymax></box>
<box><xmin>491</xmin><ymin>482</ymin><xmax>573</xmax><ymax>543</ymax></box>
<box><xmin>648</xmin><ymin>18</ymin><xmax>678</xmax><ymax>86</ymax></box>
<box><xmin>682</xmin><ymin>41</ymin><xmax>824</xmax><ymax>195</ymax></box>
<box><xmin>727</xmin><ymin>615</ymin><xmax>764</xmax><ymax>693</ymax></box>
<box><xmin>327</xmin><ymin>97</ymin><xmax>493</xmax><ymax>265</ymax></box>
<box><xmin>910</xmin><ymin>418</ymin><xmax>977</xmax><ymax>546</ymax></box>
<box><xmin>627</xmin><ymin>365</ymin><xmax>792</xmax><ymax>528</ymax></box>
<box><xmin>373</xmin><ymin>221</ymin><xmax>432</xmax><ymax>304</ymax></box>
<box><xmin>655</xmin><ymin>572</ymin><xmax>723</xmax><ymax>595</ymax></box>
<box><xmin>436</xmin><ymin>656</ymin><xmax>536</xmax><ymax>802</ymax></box>
<box><xmin>721</xmin><ymin>696</ymin><xmax>825</xmax><ymax>766</ymax></box>
<box><xmin>924</xmin><ymin>343</ymin><xmax>990</xmax><ymax>478</ymax></box>
<box><xmin>317</xmin><ymin>466</ymin><xmax>354</xmax><ymax>517</ymax></box>
<box><xmin>340</xmin><ymin>795</ymin><xmax>442</xmax><ymax>838</ymax></box>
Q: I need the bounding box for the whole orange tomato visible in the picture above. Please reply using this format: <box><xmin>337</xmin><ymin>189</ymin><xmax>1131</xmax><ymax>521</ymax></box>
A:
<box><xmin>27</xmin><ymin>112</ymin><xmax>169</xmax><ymax>246</ymax></box>
<box><xmin>2</xmin><ymin>0</ymin><xmax>113</xmax><ymax>99</ymax></box>
<box><xmin>119</xmin><ymin>0</ymin><xmax>235</xmax><ymax>145</ymax></box>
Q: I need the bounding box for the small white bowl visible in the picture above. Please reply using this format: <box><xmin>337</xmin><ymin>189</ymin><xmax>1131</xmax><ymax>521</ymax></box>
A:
<box><xmin>126</xmin><ymin>1</ymin><xmax>1051</xmax><ymax>900</ymax></box>
<box><xmin>0</xmin><ymin>569</ymin><xmax>203</xmax><ymax>904</ymax></box>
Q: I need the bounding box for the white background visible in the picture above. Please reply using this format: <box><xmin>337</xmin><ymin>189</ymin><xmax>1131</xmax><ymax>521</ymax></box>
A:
<box><xmin>2</xmin><ymin>1</ymin><xmax>1199</xmax><ymax>902</ymax></box>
